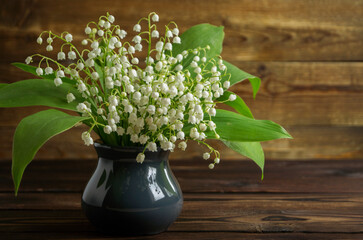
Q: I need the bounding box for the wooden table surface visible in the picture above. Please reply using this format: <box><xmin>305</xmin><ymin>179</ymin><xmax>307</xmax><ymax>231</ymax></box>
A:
<box><xmin>1</xmin><ymin>159</ymin><xmax>362</xmax><ymax>240</ymax></box>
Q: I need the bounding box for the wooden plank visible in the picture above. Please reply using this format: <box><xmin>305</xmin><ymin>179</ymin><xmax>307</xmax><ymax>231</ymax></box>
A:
<box><xmin>0</xmin><ymin>0</ymin><xmax>363</xmax><ymax>62</ymax></box>
<box><xmin>1</xmin><ymin>2</ymin><xmax>363</xmax><ymax>162</ymax></box>
<box><xmin>2</xmin><ymin>62</ymin><xmax>363</xmax><ymax>126</ymax></box>
<box><xmin>1</xmin><ymin>232</ymin><xmax>363</xmax><ymax>240</ymax></box>
<box><xmin>2</xmin><ymin>59</ymin><xmax>363</xmax><ymax>86</ymax></box>
<box><xmin>259</xmin><ymin>126</ymin><xmax>363</xmax><ymax>160</ymax></box>
<box><xmin>2</xmin><ymin>232</ymin><xmax>363</xmax><ymax>240</ymax></box>
<box><xmin>1</xmin><ymin>125</ymin><xmax>362</xmax><ymax>161</ymax></box>
<box><xmin>1</xmin><ymin>90</ymin><xmax>361</xmax><ymax>127</ymax></box>
<box><xmin>1</xmin><ymin>160</ymin><xmax>362</xmax><ymax>193</ymax></box>
<box><xmin>231</xmin><ymin>62</ymin><xmax>363</xmax><ymax>126</ymax></box>
<box><xmin>0</xmin><ymin>193</ymin><xmax>362</xmax><ymax>233</ymax></box>
<box><xmin>1</xmin><ymin>61</ymin><xmax>363</xmax><ymax>126</ymax></box>
<box><xmin>178</xmin><ymin>126</ymin><xmax>363</xmax><ymax>160</ymax></box>
<box><xmin>236</xmin><ymin>62</ymin><xmax>363</xmax><ymax>90</ymax></box>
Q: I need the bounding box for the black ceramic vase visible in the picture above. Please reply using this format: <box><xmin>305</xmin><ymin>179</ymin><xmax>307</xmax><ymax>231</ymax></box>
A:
<box><xmin>82</xmin><ymin>142</ymin><xmax>183</xmax><ymax>235</ymax></box>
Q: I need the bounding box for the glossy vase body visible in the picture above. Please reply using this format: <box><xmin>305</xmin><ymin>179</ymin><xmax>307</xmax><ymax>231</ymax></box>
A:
<box><xmin>82</xmin><ymin>143</ymin><xmax>183</xmax><ymax>235</ymax></box>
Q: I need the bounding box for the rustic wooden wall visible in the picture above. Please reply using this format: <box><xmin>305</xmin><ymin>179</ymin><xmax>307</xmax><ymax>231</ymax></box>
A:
<box><xmin>0</xmin><ymin>0</ymin><xmax>362</xmax><ymax>161</ymax></box>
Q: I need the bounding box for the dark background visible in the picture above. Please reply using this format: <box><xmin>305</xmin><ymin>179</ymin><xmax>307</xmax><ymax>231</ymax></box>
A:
<box><xmin>0</xmin><ymin>0</ymin><xmax>362</xmax><ymax>163</ymax></box>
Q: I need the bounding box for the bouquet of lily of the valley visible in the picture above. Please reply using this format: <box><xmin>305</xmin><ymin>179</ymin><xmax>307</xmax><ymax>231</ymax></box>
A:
<box><xmin>0</xmin><ymin>12</ymin><xmax>291</xmax><ymax>194</ymax></box>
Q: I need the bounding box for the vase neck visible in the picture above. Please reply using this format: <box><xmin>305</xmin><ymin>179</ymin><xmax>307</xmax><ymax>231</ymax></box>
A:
<box><xmin>94</xmin><ymin>142</ymin><xmax>169</xmax><ymax>162</ymax></box>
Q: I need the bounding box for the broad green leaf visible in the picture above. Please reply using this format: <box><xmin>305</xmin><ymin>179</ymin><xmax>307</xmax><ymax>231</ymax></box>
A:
<box><xmin>208</xmin><ymin>109</ymin><xmax>292</xmax><ymax>142</ymax></box>
<box><xmin>217</xmin><ymin>91</ymin><xmax>254</xmax><ymax>118</ymax></box>
<box><xmin>222</xmin><ymin>141</ymin><xmax>264</xmax><ymax>179</ymax></box>
<box><xmin>219</xmin><ymin>91</ymin><xmax>264</xmax><ymax>178</ymax></box>
<box><xmin>12</xmin><ymin>63</ymin><xmax>74</xmax><ymax>84</ymax></box>
<box><xmin>222</xmin><ymin>61</ymin><xmax>261</xmax><ymax>99</ymax></box>
<box><xmin>12</xmin><ymin>109</ymin><xmax>89</xmax><ymax>195</ymax></box>
<box><xmin>173</xmin><ymin>24</ymin><xmax>224</xmax><ymax>68</ymax></box>
<box><xmin>0</xmin><ymin>79</ymin><xmax>82</xmax><ymax>111</ymax></box>
<box><xmin>0</xmin><ymin>83</ymin><xmax>7</xmax><ymax>89</ymax></box>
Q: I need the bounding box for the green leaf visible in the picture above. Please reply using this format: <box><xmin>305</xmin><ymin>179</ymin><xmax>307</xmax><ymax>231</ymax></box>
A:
<box><xmin>173</xmin><ymin>24</ymin><xmax>224</xmax><ymax>68</ymax></box>
<box><xmin>12</xmin><ymin>63</ymin><xmax>74</xmax><ymax>84</ymax></box>
<box><xmin>208</xmin><ymin>109</ymin><xmax>292</xmax><ymax>142</ymax></box>
<box><xmin>218</xmin><ymin>92</ymin><xmax>264</xmax><ymax>178</ymax></box>
<box><xmin>222</xmin><ymin>141</ymin><xmax>264</xmax><ymax>179</ymax></box>
<box><xmin>0</xmin><ymin>83</ymin><xmax>7</xmax><ymax>89</ymax></box>
<box><xmin>217</xmin><ymin>91</ymin><xmax>253</xmax><ymax>118</ymax></box>
<box><xmin>12</xmin><ymin>109</ymin><xmax>89</xmax><ymax>195</ymax></box>
<box><xmin>0</xmin><ymin>79</ymin><xmax>82</xmax><ymax>111</ymax></box>
<box><xmin>222</xmin><ymin>61</ymin><xmax>261</xmax><ymax>99</ymax></box>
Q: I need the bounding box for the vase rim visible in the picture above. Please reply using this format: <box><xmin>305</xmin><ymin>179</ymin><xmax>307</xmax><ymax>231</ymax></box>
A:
<box><xmin>94</xmin><ymin>141</ymin><xmax>164</xmax><ymax>153</ymax></box>
<box><xmin>93</xmin><ymin>141</ymin><xmax>169</xmax><ymax>162</ymax></box>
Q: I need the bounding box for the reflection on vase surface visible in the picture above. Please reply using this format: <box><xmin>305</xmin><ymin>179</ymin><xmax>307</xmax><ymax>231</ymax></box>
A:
<box><xmin>147</xmin><ymin>167</ymin><xmax>165</xmax><ymax>201</ymax></box>
<box><xmin>82</xmin><ymin>143</ymin><xmax>183</xmax><ymax>235</ymax></box>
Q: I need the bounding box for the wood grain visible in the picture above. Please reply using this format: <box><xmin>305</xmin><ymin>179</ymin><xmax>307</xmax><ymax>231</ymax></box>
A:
<box><xmin>2</xmin><ymin>232</ymin><xmax>363</xmax><ymax>240</ymax></box>
<box><xmin>1</xmin><ymin>159</ymin><xmax>362</xmax><ymax>193</ymax></box>
<box><xmin>1</xmin><ymin>0</ymin><xmax>363</xmax><ymax>61</ymax></box>
<box><xmin>232</xmin><ymin>62</ymin><xmax>363</xmax><ymax>126</ymax></box>
<box><xmin>1</xmin><ymin>62</ymin><xmax>363</xmax><ymax>126</ymax></box>
<box><xmin>1</xmin><ymin>193</ymin><xmax>362</xmax><ymax>233</ymax></box>
<box><xmin>3</xmin><ymin>61</ymin><xmax>363</xmax><ymax>86</ymax></box>
<box><xmin>0</xmin><ymin>125</ymin><xmax>362</xmax><ymax>161</ymax></box>
<box><xmin>1</xmin><ymin>62</ymin><xmax>363</xmax><ymax>161</ymax></box>
<box><xmin>0</xmin><ymin>159</ymin><xmax>362</xmax><ymax>238</ymax></box>
<box><xmin>0</xmin><ymin>1</ymin><xmax>362</xmax><ymax>239</ymax></box>
<box><xmin>1</xmin><ymin>125</ymin><xmax>362</xmax><ymax>161</ymax></box>
<box><xmin>1</xmin><ymin>0</ymin><xmax>363</xmax><ymax>162</ymax></box>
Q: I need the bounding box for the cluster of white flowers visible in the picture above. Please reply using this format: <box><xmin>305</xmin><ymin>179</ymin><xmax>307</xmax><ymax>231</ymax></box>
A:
<box><xmin>26</xmin><ymin>12</ymin><xmax>236</xmax><ymax>168</ymax></box>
